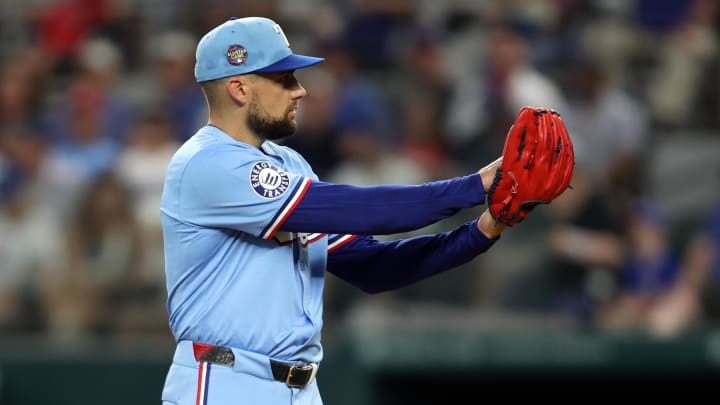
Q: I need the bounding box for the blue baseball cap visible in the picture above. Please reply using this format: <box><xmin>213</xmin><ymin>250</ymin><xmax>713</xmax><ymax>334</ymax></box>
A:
<box><xmin>194</xmin><ymin>17</ymin><xmax>324</xmax><ymax>83</ymax></box>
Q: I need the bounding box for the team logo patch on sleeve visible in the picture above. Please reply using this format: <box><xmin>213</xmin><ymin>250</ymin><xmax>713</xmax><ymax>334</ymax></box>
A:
<box><xmin>250</xmin><ymin>161</ymin><xmax>291</xmax><ymax>198</ymax></box>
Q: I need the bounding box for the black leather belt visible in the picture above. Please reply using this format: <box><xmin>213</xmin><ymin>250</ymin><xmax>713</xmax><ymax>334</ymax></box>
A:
<box><xmin>192</xmin><ymin>342</ymin><xmax>318</xmax><ymax>388</ymax></box>
<box><xmin>270</xmin><ymin>359</ymin><xmax>319</xmax><ymax>388</ymax></box>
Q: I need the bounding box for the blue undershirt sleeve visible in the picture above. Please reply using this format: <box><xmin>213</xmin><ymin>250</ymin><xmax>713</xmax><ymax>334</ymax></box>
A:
<box><xmin>326</xmin><ymin>219</ymin><xmax>498</xmax><ymax>293</ymax></box>
<box><xmin>281</xmin><ymin>174</ymin><xmax>485</xmax><ymax>235</ymax></box>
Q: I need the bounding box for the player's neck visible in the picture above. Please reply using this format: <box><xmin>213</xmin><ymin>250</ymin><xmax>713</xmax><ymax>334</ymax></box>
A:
<box><xmin>207</xmin><ymin>114</ymin><xmax>263</xmax><ymax>148</ymax></box>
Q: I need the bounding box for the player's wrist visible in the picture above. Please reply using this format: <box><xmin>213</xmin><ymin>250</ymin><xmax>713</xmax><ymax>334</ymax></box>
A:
<box><xmin>477</xmin><ymin>210</ymin><xmax>506</xmax><ymax>239</ymax></box>
<box><xmin>478</xmin><ymin>156</ymin><xmax>502</xmax><ymax>192</ymax></box>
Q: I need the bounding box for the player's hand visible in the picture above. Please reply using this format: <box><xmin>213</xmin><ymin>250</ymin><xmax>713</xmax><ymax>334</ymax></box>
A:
<box><xmin>478</xmin><ymin>156</ymin><xmax>503</xmax><ymax>193</ymax></box>
<box><xmin>477</xmin><ymin>209</ymin><xmax>506</xmax><ymax>239</ymax></box>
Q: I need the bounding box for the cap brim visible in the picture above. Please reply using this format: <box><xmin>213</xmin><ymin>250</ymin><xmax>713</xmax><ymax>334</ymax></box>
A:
<box><xmin>255</xmin><ymin>54</ymin><xmax>325</xmax><ymax>73</ymax></box>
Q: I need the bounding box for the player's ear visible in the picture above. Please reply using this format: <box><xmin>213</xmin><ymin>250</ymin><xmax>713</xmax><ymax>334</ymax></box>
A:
<box><xmin>226</xmin><ymin>75</ymin><xmax>251</xmax><ymax>105</ymax></box>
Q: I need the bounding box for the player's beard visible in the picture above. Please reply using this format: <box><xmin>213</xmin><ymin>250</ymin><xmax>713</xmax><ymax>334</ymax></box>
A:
<box><xmin>247</xmin><ymin>96</ymin><xmax>297</xmax><ymax>141</ymax></box>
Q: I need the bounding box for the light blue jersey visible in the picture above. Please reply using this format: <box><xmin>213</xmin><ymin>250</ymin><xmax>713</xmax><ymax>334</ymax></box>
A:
<box><xmin>161</xmin><ymin>125</ymin><xmax>328</xmax><ymax>363</ymax></box>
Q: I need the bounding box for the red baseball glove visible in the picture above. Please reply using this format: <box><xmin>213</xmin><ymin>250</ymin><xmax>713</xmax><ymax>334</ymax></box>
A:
<box><xmin>487</xmin><ymin>107</ymin><xmax>575</xmax><ymax>225</ymax></box>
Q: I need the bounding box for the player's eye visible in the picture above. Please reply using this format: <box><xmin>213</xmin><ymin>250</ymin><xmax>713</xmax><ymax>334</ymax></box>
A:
<box><xmin>281</xmin><ymin>73</ymin><xmax>298</xmax><ymax>88</ymax></box>
<box><xmin>262</xmin><ymin>72</ymin><xmax>298</xmax><ymax>89</ymax></box>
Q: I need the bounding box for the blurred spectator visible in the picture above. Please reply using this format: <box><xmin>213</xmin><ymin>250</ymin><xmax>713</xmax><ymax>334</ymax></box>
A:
<box><xmin>647</xmin><ymin>198</ymin><xmax>720</xmax><ymax>336</ymax></box>
<box><xmin>398</xmin><ymin>91</ymin><xmax>455</xmax><ymax>180</ymax></box>
<box><xmin>0</xmin><ymin>135</ymin><xmax>59</xmax><ymax>333</ymax></box>
<box><xmin>34</xmin><ymin>0</ymin><xmax>108</xmax><ymax>72</ymax></box>
<box><xmin>40</xmin><ymin>172</ymin><xmax>149</xmax><ymax>339</ymax></box>
<box><xmin>0</xmin><ymin>57</ymin><xmax>45</xmax><ymax>134</ymax></box>
<box><xmin>39</xmin><ymin>81</ymin><xmax>123</xmax><ymax>220</ymax></box>
<box><xmin>39</xmin><ymin>38</ymin><xmax>134</xmax><ymax>220</ymax></box>
<box><xmin>327</xmin><ymin>121</ymin><xmax>428</xmax><ymax>188</ymax></box>
<box><xmin>340</xmin><ymin>0</ymin><xmax>418</xmax><ymax>71</ymax></box>
<box><xmin>390</xmin><ymin>25</ymin><xmax>458</xmax><ymax>179</ymax></box>
<box><xmin>325</xmin><ymin>34</ymin><xmax>428</xmax><ymax>188</ymax></box>
<box><xmin>0</xmin><ymin>105</ymin><xmax>59</xmax><ymax>332</ymax></box>
<box><xmin>445</xmin><ymin>23</ymin><xmax>567</xmax><ymax>167</ymax></box>
<box><xmin>319</xmin><ymin>34</ymin><xmax>396</xmax><ymax>143</ymax></box>
<box><xmin>33</xmin><ymin>0</ymin><xmax>138</xmax><ymax>73</ymax></box>
<box><xmin>644</xmin><ymin>0</ymin><xmax>718</xmax><ymax>128</ymax></box>
<box><xmin>0</xmin><ymin>58</ymin><xmax>47</xmax><ymax>217</ymax></box>
<box><xmin>562</xmin><ymin>56</ymin><xmax>650</xmax><ymax>201</ymax></box>
<box><xmin>499</xmin><ymin>170</ymin><xmax>626</xmax><ymax>324</ymax></box>
<box><xmin>0</xmin><ymin>51</ymin><xmax>53</xmax><ymax>212</ymax></box>
<box><xmin>115</xmin><ymin>112</ymin><xmax>179</xmax><ymax>292</ymax></box>
<box><xmin>116</xmin><ymin>112</ymin><xmax>178</xmax><ymax>231</ymax></box>
<box><xmin>44</xmin><ymin>37</ymin><xmax>135</xmax><ymax>143</ymax></box>
<box><xmin>549</xmin><ymin>171</ymin><xmax>626</xmax><ymax>312</ymax></box>
<box><xmin>596</xmin><ymin>200</ymin><xmax>681</xmax><ymax>335</ymax></box>
<box><xmin>318</xmin><ymin>33</ymin><xmax>409</xmax><ymax>184</ymax></box>
<box><xmin>146</xmin><ymin>31</ymin><xmax>208</xmax><ymax>143</ymax></box>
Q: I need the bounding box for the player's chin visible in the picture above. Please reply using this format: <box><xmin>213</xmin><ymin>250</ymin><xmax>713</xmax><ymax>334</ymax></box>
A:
<box><xmin>288</xmin><ymin>116</ymin><xmax>299</xmax><ymax>130</ymax></box>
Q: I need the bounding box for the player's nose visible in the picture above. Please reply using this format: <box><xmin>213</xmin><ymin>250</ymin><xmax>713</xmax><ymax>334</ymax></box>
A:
<box><xmin>290</xmin><ymin>82</ymin><xmax>307</xmax><ymax>100</ymax></box>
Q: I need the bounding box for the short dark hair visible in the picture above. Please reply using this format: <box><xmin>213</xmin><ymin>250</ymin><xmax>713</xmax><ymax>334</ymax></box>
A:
<box><xmin>199</xmin><ymin>75</ymin><xmax>258</xmax><ymax>107</ymax></box>
<box><xmin>199</xmin><ymin>79</ymin><xmax>224</xmax><ymax>107</ymax></box>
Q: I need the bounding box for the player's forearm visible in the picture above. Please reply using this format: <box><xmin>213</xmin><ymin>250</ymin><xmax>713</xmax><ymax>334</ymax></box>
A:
<box><xmin>282</xmin><ymin>174</ymin><xmax>485</xmax><ymax>235</ymax></box>
<box><xmin>326</xmin><ymin>220</ymin><xmax>498</xmax><ymax>293</ymax></box>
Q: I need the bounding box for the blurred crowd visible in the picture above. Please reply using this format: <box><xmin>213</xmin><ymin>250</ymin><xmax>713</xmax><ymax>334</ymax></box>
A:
<box><xmin>1</xmin><ymin>0</ymin><xmax>720</xmax><ymax>342</ymax></box>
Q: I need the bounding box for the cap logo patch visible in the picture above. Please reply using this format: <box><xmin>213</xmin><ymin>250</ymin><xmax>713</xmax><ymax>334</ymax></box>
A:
<box><xmin>226</xmin><ymin>45</ymin><xmax>248</xmax><ymax>66</ymax></box>
<box><xmin>250</xmin><ymin>161</ymin><xmax>290</xmax><ymax>199</ymax></box>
